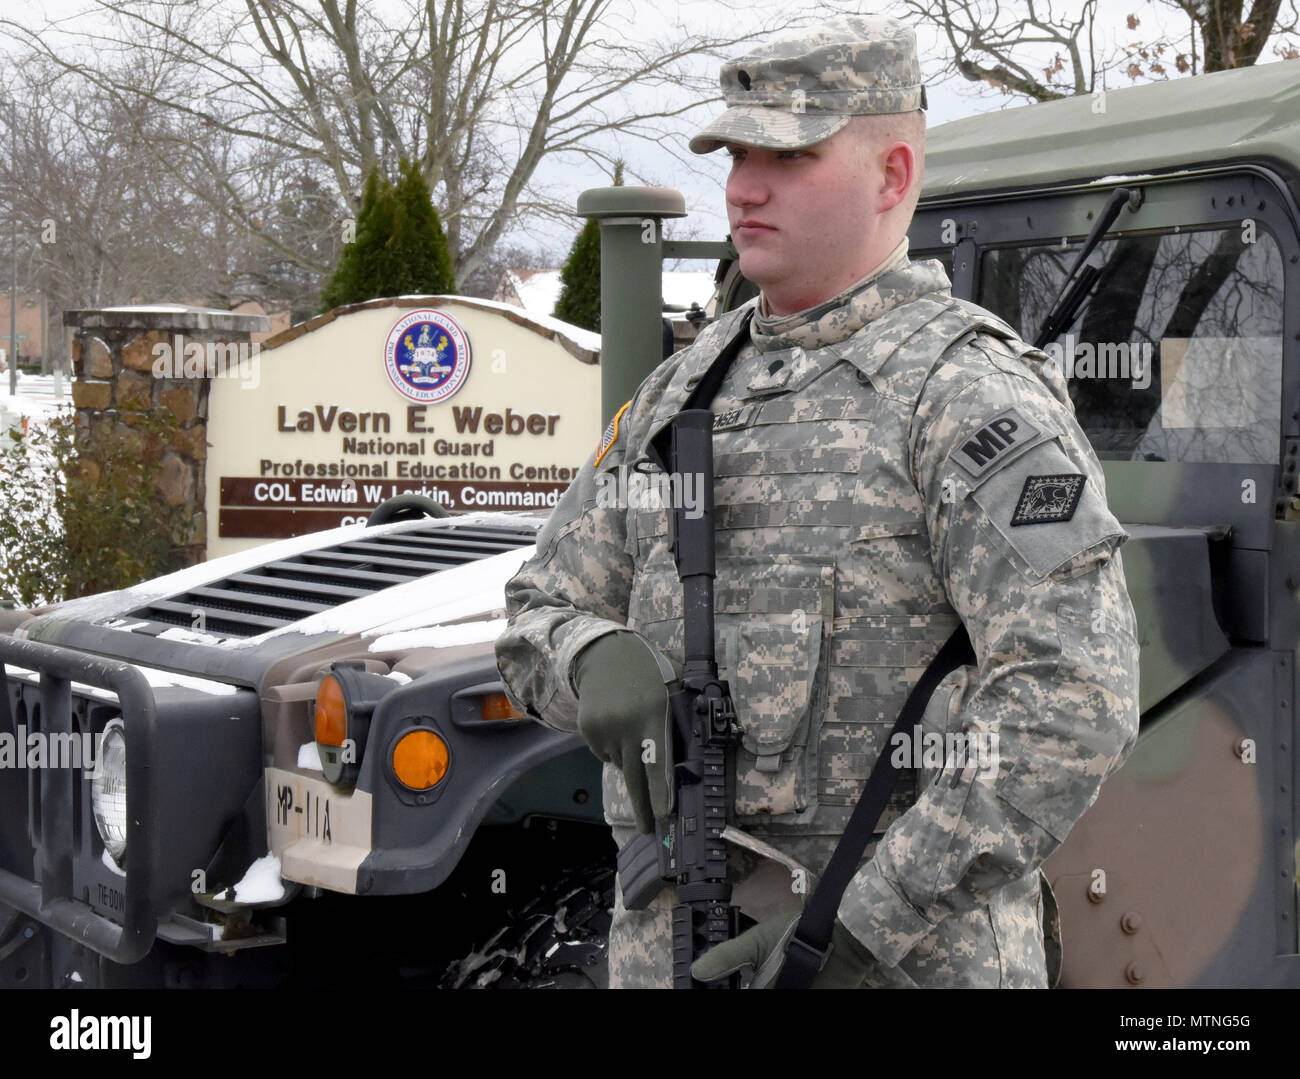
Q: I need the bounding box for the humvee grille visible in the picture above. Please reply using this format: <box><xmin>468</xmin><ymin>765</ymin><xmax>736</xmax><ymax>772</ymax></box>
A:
<box><xmin>122</xmin><ymin>522</ymin><xmax>539</xmax><ymax>640</ymax></box>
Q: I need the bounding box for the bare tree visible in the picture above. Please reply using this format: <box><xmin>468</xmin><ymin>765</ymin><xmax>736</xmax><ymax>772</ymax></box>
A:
<box><xmin>1186</xmin><ymin>0</ymin><xmax>1300</xmax><ymax>70</ymax></box>
<box><xmin>3</xmin><ymin>1</ymin><xmax>794</xmax><ymax>287</ymax></box>
<box><xmin>0</xmin><ymin>51</ymin><xmax>327</xmax><ymax>358</ymax></box>
<box><xmin>899</xmin><ymin>0</ymin><xmax>1105</xmax><ymax>97</ymax></box>
<box><xmin>884</xmin><ymin>0</ymin><xmax>1299</xmax><ymax>103</ymax></box>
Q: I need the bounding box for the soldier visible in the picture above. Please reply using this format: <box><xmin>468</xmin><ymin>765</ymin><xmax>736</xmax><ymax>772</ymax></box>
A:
<box><xmin>496</xmin><ymin>15</ymin><xmax>1140</xmax><ymax>988</ymax></box>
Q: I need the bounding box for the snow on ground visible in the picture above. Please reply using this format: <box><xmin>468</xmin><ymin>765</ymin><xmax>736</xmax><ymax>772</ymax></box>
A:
<box><xmin>509</xmin><ymin>270</ymin><xmax>563</xmax><ymax>318</ymax></box>
<box><xmin>0</xmin><ymin>371</ymin><xmax>74</xmax><ymax>425</ymax></box>
<box><xmin>1</xmin><ymin>374</ymin><xmax>74</xmax><ymax>603</ymax></box>
<box><xmin>0</xmin><ymin>374</ymin><xmax>74</xmax><ymax>482</ymax></box>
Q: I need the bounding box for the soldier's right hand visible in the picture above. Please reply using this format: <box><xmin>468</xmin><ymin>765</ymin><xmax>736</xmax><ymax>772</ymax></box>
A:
<box><xmin>573</xmin><ymin>632</ymin><xmax>674</xmax><ymax>834</ymax></box>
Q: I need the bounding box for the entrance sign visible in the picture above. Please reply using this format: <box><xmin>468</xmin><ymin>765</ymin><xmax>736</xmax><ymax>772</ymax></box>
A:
<box><xmin>205</xmin><ymin>296</ymin><xmax>600</xmax><ymax>558</ymax></box>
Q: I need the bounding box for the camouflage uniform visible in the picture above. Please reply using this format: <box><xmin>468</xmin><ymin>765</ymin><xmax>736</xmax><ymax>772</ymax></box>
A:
<box><xmin>495</xmin><ymin>17</ymin><xmax>1141</xmax><ymax>988</ymax></box>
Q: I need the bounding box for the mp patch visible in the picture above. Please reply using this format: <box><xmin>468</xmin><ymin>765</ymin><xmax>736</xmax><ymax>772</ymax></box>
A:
<box><xmin>1011</xmin><ymin>474</ymin><xmax>1087</xmax><ymax>526</ymax></box>
<box><xmin>950</xmin><ymin>407</ymin><xmax>1043</xmax><ymax>479</ymax></box>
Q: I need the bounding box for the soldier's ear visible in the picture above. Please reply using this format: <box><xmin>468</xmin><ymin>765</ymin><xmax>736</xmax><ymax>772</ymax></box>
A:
<box><xmin>875</xmin><ymin>141</ymin><xmax>917</xmax><ymax>214</ymax></box>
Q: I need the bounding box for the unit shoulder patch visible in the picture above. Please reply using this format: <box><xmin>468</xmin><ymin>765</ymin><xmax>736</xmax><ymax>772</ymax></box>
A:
<box><xmin>1010</xmin><ymin>474</ymin><xmax>1087</xmax><ymax>526</ymax></box>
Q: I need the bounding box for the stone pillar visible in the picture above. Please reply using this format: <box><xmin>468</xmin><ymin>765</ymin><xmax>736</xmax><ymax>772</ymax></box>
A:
<box><xmin>64</xmin><ymin>306</ymin><xmax>271</xmax><ymax>569</ymax></box>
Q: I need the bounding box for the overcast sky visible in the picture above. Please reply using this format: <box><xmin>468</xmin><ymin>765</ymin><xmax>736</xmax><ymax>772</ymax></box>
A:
<box><xmin>482</xmin><ymin>0</ymin><xmax>1239</xmax><ymax>259</ymax></box>
<box><xmin>5</xmin><ymin>0</ymin><xmax>1287</xmax><ymax>267</ymax></box>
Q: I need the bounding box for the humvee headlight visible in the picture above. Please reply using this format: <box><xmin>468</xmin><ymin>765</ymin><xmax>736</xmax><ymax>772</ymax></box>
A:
<box><xmin>92</xmin><ymin>720</ymin><xmax>128</xmax><ymax>865</ymax></box>
<box><xmin>313</xmin><ymin>665</ymin><xmax>394</xmax><ymax>788</ymax></box>
<box><xmin>391</xmin><ymin>730</ymin><xmax>449</xmax><ymax>791</ymax></box>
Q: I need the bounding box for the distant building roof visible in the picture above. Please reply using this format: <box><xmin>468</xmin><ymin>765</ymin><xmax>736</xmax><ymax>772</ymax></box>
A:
<box><xmin>507</xmin><ymin>269</ymin><xmax>564</xmax><ymax>317</ymax></box>
<box><xmin>496</xmin><ymin>269</ymin><xmax>719</xmax><ymax>320</ymax></box>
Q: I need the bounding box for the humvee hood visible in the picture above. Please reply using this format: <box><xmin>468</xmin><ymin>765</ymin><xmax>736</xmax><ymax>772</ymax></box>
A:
<box><xmin>16</xmin><ymin>513</ymin><xmax>545</xmax><ymax>651</ymax></box>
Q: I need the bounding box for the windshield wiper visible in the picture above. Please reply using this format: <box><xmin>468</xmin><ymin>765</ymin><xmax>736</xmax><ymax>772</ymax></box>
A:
<box><xmin>1033</xmin><ymin>187</ymin><xmax>1142</xmax><ymax>350</ymax></box>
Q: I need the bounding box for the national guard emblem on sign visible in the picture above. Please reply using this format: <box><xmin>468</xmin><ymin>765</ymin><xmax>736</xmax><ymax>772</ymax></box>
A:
<box><xmin>1011</xmin><ymin>473</ymin><xmax>1086</xmax><ymax>526</ymax></box>
<box><xmin>384</xmin><ymin>309</ymin><xmax>471</xmax><ymax>404</ymax></box>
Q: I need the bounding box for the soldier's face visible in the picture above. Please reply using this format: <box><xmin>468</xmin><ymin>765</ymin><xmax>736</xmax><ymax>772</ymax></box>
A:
<box><xmin>724</xmin><ymin>123</ymin><xmax>895</xmax><ymax>316</ymax></box>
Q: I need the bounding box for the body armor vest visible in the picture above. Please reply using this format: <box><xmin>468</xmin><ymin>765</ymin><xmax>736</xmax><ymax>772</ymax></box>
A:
<box><xmin>622</xmin><ymin>291</ymin><xmax>1026</xmax><ymax>840</ymax></box>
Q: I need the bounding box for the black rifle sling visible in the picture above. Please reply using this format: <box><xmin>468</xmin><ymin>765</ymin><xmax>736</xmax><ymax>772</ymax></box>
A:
<box><xmin>685</xmin><ymin>303</ymin><xmax>974</xmax><ymax>989</ymax></box>
<box><xmin>774</xmin><ymin>624</ymin><xmax>973</xmax><ymax>988</ymax></box>
<box><xmin>682</xmin><ymin>308</ymin><xmax>754</xmax><ymax>412</ymax></box>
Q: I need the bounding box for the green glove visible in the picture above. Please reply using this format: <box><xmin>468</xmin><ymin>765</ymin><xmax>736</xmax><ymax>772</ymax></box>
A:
<box><xmin>573</xmin><ymin>632</ymin><xmax>674</xmax><ymax>834</ymax></box>
<box><xmin>691</xmin><ymin>914</ymin><xmax>876</xmax><ymax>989</ymax></box>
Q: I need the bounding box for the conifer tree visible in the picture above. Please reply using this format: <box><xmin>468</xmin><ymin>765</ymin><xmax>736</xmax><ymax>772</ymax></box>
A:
<box><xmin>321</xmin><ymin>159</ymin><xmax>455</xmax><ymax>310</ymax></box>
<box><xmin>390</xmin><ymin>158</ymin><xmax>456</xmax><ymax>295</ymax></box>
<box><xmin>551</xmin><ymin>218</ymin><xmax>601</xmax><ymax>332</ymax></box>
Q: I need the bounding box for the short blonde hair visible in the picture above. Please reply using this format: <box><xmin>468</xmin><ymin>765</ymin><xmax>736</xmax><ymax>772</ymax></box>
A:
<box><xmin>848</xmin><ymin>111</ymin><xmax>926</xmax><ymax>216</ymax></box>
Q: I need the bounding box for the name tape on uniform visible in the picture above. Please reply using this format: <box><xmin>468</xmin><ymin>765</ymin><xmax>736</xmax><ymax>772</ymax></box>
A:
<box><xmin>713</xmin><ymin>405</ymin><xmax>756</xmax><ymax>432</ymax></box>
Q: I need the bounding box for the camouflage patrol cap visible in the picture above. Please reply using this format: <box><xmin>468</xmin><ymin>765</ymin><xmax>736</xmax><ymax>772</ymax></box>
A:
<box><xmin>689</xmin><ymin>16</ymin><xmax>926</xmax><ymax>155</ymax></box>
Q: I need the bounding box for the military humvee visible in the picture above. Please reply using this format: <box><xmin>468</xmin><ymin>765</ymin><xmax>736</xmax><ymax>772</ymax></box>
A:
<box><xmin>913</xmin><ymin>60</ymin><xmax>1299</xmax><ymax>989</ymax></box>
<box><xmin>2</xmin><ymin>60</ymin><xmax>1297</xmax><ymax>988</ymax></box>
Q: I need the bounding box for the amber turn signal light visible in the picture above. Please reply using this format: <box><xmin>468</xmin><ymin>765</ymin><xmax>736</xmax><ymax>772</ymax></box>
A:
<box><xmin>392</xmin><ymin>730</ymin><xmax>450</xmax><ymax>791</ymax></box>
<box><xmin>479</xmin><ymin>693</ymin><xmax>526</xmax><ymax>721</ymax></box>
<box><xmin>313</xmin><ymin>664</ymin><xmax>394</xmax><ymax>788</ymax></box>
<box><xmin>315</xmin><ymin>675</ymin><xmax>348</xmax><ymax>747</ymax></box>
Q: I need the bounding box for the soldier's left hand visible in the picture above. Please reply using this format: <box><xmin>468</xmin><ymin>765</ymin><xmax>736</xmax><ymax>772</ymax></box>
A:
<box><xmin>573</xmin><ymin>631</ymin><xmax>674</xmax><ymax>833</ymax></box>
<box><xmin>691</xmin><ymin>914</ymin><xmax>876</xmax><ymax>988</ymax></box>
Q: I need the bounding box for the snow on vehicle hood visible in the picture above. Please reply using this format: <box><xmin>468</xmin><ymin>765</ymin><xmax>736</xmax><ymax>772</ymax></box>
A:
<box><xmin>264</xmin><ymin>546</ymin><xmax>532</xmax><ymax>642</ymax></box>
<box><xmin>366</xmin><ymin>618</ymin><xmax>509</xmax><ymax>653</ymax></box>
<box><xmin>4</xmin><ymin>661</ymin><xmax>240</xmax><ymax>697</ymax></box>
<box><xmin>25</xmin><ymin>512</ymin><xmax>544</xmax><ymax>645</ymax></box>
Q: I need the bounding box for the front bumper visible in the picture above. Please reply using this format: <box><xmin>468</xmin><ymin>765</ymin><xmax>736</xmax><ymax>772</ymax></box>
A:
<box><xmin>0</xmin><ymin>636</ymin><xmax>261</xmax><ymax>964</ymax></box>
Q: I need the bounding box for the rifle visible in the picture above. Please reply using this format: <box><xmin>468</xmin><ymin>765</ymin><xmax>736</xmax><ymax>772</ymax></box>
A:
<box><xmin>616</xmin><ymin>407</ymin><xmax>742</xmax><ymax>988</ymax></box>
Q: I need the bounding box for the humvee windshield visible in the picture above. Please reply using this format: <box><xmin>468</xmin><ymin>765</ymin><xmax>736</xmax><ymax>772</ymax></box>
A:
<box><xmin>752</xmin><ymin>167</ymin><xmax>1291</xmax><ymax>473</ymax></box>
<box><xmin>980</xmin><ymin>227</ymin><xmax>1284</xmax><ymax>465</ymax></box>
